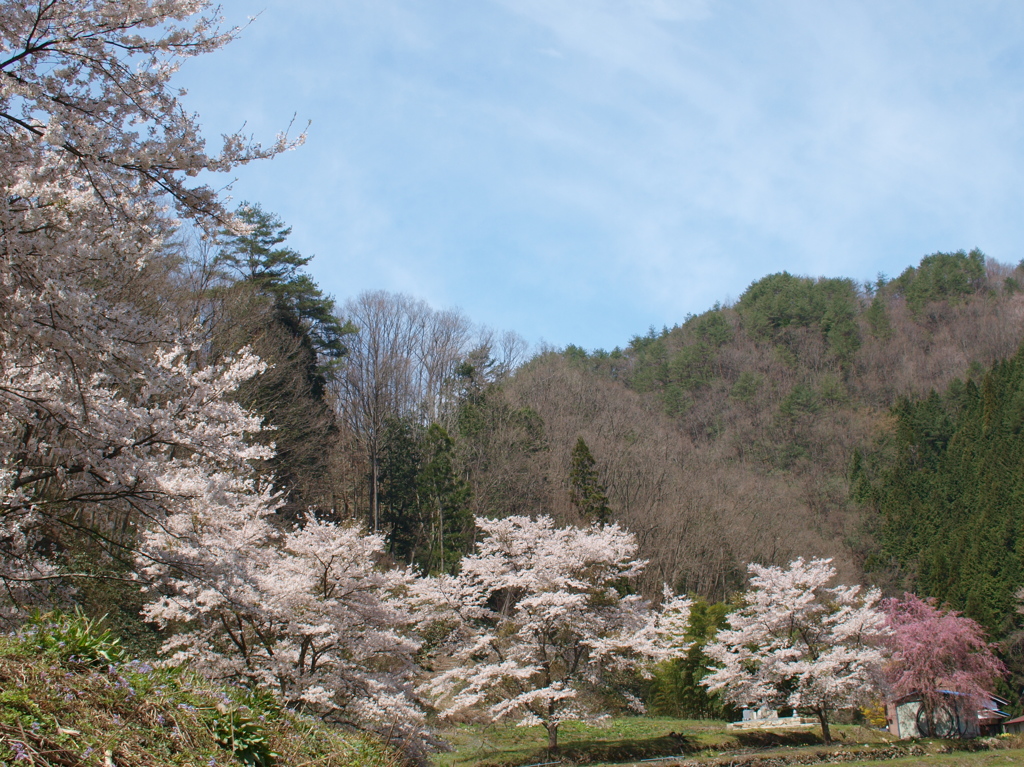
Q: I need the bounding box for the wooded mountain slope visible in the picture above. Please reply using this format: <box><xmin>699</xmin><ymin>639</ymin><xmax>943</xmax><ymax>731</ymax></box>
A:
<box><xmin>473</xmin><ymin>251</ymin><xmax>1024</xmax><ymax>606</ymax></box>
<box><xmin>170</xmin><ymin>236</ymin><xmax>1024</xmax><ymax>638</ymax></box>
<box><xmin>861</xmin><ymin>350</ymin><xmax>1024</xmax><ymax>634</ymax></box>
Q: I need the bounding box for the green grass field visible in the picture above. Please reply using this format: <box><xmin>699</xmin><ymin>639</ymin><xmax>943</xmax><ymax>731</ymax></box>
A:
<box><xmin>430</xmin><ymin>716</ymin><xmax>1024</xmax><ymax>767</ymax></box>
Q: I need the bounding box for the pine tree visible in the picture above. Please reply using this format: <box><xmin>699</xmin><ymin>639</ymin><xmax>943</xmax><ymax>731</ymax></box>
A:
<box><xmin>379</xmin><ymin>417</ymin><xmax>425</xmax><ymax>565</ymax></box>
<box><xmin>569</xmin><ymin>437</ymin><xmax>612</xmax><ymax>525</ymax></box>
<box><xmin>212</xmin><ymin>204</ymin><xmax>354</xmax><ymax>520</ymax></box>
<box><xmin>416</xmin><ymin>424</ymin><xmax>473</xmax><ymax>575</ymax></box>
<box><xmin>217</xmin><ymin>203</ymin><xmax>354</xmax><ymax>368</ymax></box>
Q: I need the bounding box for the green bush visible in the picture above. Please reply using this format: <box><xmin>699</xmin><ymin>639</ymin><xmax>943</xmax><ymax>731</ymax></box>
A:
<box><xmin>212</xmin><ymin>707</ymin><xmax>279</xmax><ymax>767</ymax></box>
<box><xmin>23</xmin><ymin>608</ymin><xmax>124</xmax><ymax>666</ymax></box>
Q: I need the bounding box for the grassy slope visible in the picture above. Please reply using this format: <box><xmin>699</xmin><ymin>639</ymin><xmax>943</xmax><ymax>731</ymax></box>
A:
<box><xmin>431</xmin><ymin>717</ymin><xmax>880</xmax><ymax>766</ymax></box>
<box><xmin>432</xmin><ymin>717</ymin><xmax>1024</xmax><ymax>767</ymax></box>
<box><xmin>0</xmin><ymin>625</ymin><xmax>400</xmax><ymax>767</ymax></box>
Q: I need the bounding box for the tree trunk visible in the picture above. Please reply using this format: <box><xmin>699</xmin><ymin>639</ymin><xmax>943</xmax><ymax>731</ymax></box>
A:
<box><xmin>816</xmin><ymin>707</ymin><xmax>832</xmax><ymax>745</ymax></box>
<box><xmin>546</xmin><ymin>722</ymin><xmax>558</xmax><ymax>753</ymax></box>
<box><xmin>921</xmin><ymin>701</ymin><xmax>935</xmax><ymax>737</ymax></box>
<box><xmin>371</xmin><ymin>457</ymin><xmax>379</xmax><ymax>532</ymax></box>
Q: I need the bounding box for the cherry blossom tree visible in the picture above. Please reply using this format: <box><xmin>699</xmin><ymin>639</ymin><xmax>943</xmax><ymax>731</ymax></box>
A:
<box><xmin>0</xmin><ymin>1</ymin><xmax>433</xmax><ymax>746</ymax></box>
<box><xmin>702</xmin><ymin>558</ymin><xmax>889</xmax><ymax>745</ymax></box>
<box><xmin>0</xmin><ymin>1</ymin><xmax>298</xmax><ymax>610</ymax></box>
<box><xmin>883</xmin><ymin>593</ymin><xmax>1005</xmax><ymax>736</ymax></box>
<box><xmin>417</xmin><ymin>515</ymin><xmax>690</xmax><ymax>753</ymax></box>
<box><xmin>143</xmin><ymin>514</ymin><xmax>427</xmax><ymax>739</ymax></box>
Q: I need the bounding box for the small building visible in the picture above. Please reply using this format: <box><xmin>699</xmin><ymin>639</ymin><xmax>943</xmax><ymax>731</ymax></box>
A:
<box><xmin>727</xmin><ymin>708</ymin><xmax>816</xmax><ymax>731</ymax></box>
<box><xmin>1003</xmin><ymin>714</ymin><xmax>1024</xmax><ymax>735</ymax></box>
<box><xmin>978</xmin><ymin>704</ymin><xmax>1008</xmax><ymax>736</ymax></box>
<box><xmin>887</xmin><ymin>692</ymin><xmax>1008</xmax><ymax>739</ymax></box>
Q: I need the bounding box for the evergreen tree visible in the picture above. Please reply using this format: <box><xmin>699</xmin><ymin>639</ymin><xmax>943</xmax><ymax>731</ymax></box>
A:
<box><xmin>417</xmin><ymin>424</ymin><xmax>473</xmax><ymax>574</ymax></box>
<box><xmin>379</xmin><ymin>417</ymin><xmax>426</xmax><ymax>565</ymax></box>
<box><xmin>736</xmin><ymin>272</ymin><xmax>861</xmax><ymax>361</ymax></box>
<box><xmin>649</xmin><ymin>600</ymin><xmax>735</xmax><ymax>719</ymax></box>
<box><xmin>212</xmin><ymin>204</ymin><xmax>354</xmax><ymax>520</ymax></box>
<box><xmin>218</xmin><ymin>203</ymin><xmax>353</xmax><ymax>367</ymax></box>
<box><xmin>378</xmin><ymin>419</ymin><xmax>472</xmax><ymax>574</ymax></box>
<box><xmin>864</xmin><ymin>295</ymin><xmax>893</xmax><ymax>340</ymax></box>
<box><xmin>569</xmin><ymin>437</ymin><xmax>612</xmax><ymax>525</ymax></box>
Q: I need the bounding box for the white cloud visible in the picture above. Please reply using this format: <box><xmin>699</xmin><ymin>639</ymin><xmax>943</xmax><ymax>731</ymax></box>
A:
<box><xmin>177</xmin><ymin>0</ymin><xmax>1024</xmax><ymax>348</ymax></box>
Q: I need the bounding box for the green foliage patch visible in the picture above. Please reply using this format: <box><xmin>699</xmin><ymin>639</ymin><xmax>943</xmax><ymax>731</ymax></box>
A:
<box><xmin>24</xmin><ymin>609</ymin><xmax>125</xmax><ymax>667</ymax></box>
<box><xmin>864</xmin><ymin>345</ymin><xmax>1024</xmax><ymax>634</ymax></box>
<box><xmin>0</xmin><ymin>613</ymin><xmax>400</xmax><ymax>767</ymax></box>
<box><xmin>891</xmin><ymin>249</ymin><xmax>986</xmax><ymax>315</ymax></box>
<box><xmin>737</xmin><ymin>272</ymin><xmax>861</xmax><ymax>361</ymax></box>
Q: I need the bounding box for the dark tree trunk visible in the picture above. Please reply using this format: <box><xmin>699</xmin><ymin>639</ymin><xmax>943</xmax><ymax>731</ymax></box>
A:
<box><xmin>816</xmin><ymin>707</ymin><xmax>832</xmax><ymax>745</ymax></box>
<box><xmin>547</xmin><ymin>722</ymin><xmax>558</xmax><ymax>752</ymax></box>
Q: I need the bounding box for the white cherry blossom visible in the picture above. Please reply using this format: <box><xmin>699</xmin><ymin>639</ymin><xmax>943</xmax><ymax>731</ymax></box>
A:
<box><xmin>417</xmin><ymin>515</ymin><xmax>690</xmax><ymax>752</ymax></box>
<box><xmin>0</xmin><ymin>1</ymin><xmax>297</xmax><ymax>610</ymax></box>
<box><xmin>702</xmin><ymin>558</ymin><xmax>889</xmax><ymax>744</ymax></box>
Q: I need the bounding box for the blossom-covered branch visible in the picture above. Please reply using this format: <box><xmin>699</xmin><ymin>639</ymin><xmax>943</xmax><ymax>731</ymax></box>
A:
<box><xmin>416</xmin><ymin>515</ymin><xmax>690</xmax><ymax>752</ymax></box>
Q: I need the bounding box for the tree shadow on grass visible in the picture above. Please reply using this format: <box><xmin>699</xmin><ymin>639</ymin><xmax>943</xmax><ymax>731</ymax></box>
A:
<box><xmin>473</xmin><ymin>728</ymin><xmax>826</xmax><ymax>766</ymax></box>
<box><xmin>555</xmin><ymin>731</ymin><xmax>699</xmax><ymax>764</ymax></box>
<box><xmin>733</xmin><ymin>730</ymin><xmax>822</xmax><ymax>749</ymax></box>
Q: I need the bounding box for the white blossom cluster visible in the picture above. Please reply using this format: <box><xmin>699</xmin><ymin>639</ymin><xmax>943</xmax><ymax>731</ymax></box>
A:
<box><xmin>0</xmin><ymin>0</ymin><xmax>298</xmax><ymax>610</ymax></box>
<box><xmin>143</xmin><ymin>512</ymin><xmax>426</xmax><ymax>737</ymax></box>
<box><xmin>703</xmin><ymin>557</ymin><xmax>890</xmax><ymax>739</ymax></box>
<box><xmin>416</xmin><ymin>515</ymin><xmax>691</xmax><ymax>745</ymax></box>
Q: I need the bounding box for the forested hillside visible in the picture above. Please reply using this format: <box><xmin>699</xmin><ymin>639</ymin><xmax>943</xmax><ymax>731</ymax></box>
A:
<box><xmin>452</xmin><ymin>252</ymin><xmax>1023</xmax><ymax>600</ymax></box>
<box><xmin>860</xmin><ymin>349</ymin><xmax>1024</xmax><ymax>636</ymax></box>
<box><xmin>305</xmin><ymin>249</ymin><xmax>1024</xmax><ymax>621</ymax></box>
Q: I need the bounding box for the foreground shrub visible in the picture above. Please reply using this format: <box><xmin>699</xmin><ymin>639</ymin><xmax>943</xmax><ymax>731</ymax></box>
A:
<box><xmin>0</xmin><ymin>613</ymin><xmax>401</xmax><ymax>767</ymax></box>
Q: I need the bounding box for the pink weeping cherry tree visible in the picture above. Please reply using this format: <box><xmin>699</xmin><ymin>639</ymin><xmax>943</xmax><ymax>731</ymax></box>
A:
<box><xmin>882</xmin><ymin>593</ymin><xmax>1005</xmax><ymax>737</ymax></box>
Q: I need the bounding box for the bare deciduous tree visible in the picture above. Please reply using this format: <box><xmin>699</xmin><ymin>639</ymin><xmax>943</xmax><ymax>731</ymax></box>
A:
<box><xmin>335</xmin><ymin>291</ymin><xmax>478</xmax><ymax>530</ymax></box>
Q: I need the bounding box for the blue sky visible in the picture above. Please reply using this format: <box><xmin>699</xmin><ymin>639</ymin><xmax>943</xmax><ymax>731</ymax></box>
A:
<box><xmin>178</xmin><ymin>1</ymin><xmax>1024</xmax><ymax>351</ymax></box>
